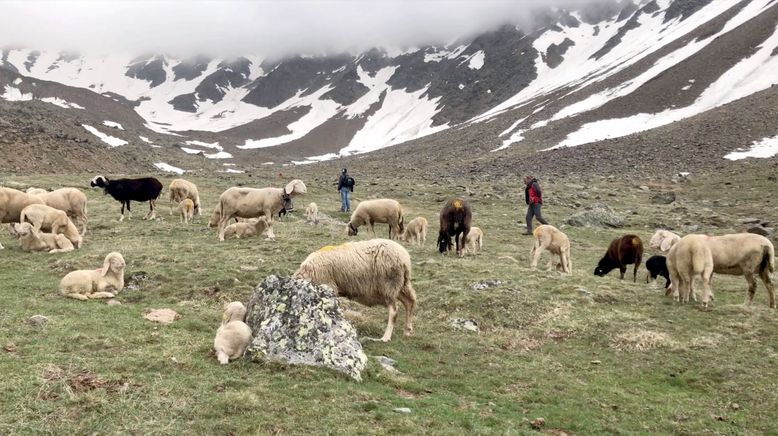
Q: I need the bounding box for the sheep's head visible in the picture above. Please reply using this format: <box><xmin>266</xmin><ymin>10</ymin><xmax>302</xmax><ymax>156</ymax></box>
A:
<box><xmin>12</xmin><ymin>222</ymin><xmax>33</xmax><ymax>237</ymax></box>
<box><xmin>281</xmin><ymin>188</ymin><xmax>293</xmax><ymax>212</ymax></box>
<box><xmin>90</xmin><ymin>175</ymin><xmax>107</xmax><ymax>189</ymax></box>
<box><xmin>102</xmin><ymin>252</ymin><xmax>126</xmax><ymax>276</ymax></box>
<box><xmin>223</xmin><ymin>301</ymin><xmax>247</xmax><ymax>324</ymax></box>
<box><xmin>593</xmin><ymin>261</ymin><xmax>613</xmax><ymax>277</ymax></box>
<box><xmin>347</xmin><ymin>222</ymin><xmax>358</xmax><ymax>236</ymax></box>
<box><xmin>437</xmin><ymin>231</ymin><xmax>450</xmax><ymax>254</ymax></box>
<box><xmin>208</xmin><ymin>208</ymin><xmax>221</xmax><ymax>227</ymax></box>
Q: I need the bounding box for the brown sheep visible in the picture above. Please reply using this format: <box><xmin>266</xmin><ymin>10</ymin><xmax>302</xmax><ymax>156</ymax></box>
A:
<box><xmin>594</xmin><ymin>235</ymin><xmax>643</xmax><ymax>281</ymax></box>
<box><xmin>437</xmin><ymin>198</ymin><xmax>472</xmax><ymax>257</ymax></box>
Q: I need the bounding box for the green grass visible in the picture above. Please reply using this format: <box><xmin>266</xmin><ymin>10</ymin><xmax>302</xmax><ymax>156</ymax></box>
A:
<box><xmin>1</xmin><ymin>171</ymin><xmax>777</xmax><ymax>435</ymax></box>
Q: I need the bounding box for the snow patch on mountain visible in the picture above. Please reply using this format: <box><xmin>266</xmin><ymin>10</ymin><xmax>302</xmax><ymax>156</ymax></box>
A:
<box><xmin>465</xmin><ymin>50</ymin><xmax>485</xmax><ymax>70</ymax></box>
<box><xmin>725</xmin><ymin>135</ymin><xmax>778</xmax><ymax>160</ymax></box>
<box><xmin>103</xmin><ymin>120</ymin><xmax>124</xmax><ymax>130</ymax></box>
<box><xmin>154</xmin><ymin>162</ymin><xmax>185</xmax><ymax>174</ymax></box>
<box><xmin>82</xmin><ymin>124</ymin><xmax>128</xmax><ymax>147</ymax></box>
<box><xmin>1</xmin><ymin>85</ymin><xmax>33</xmax><ymax>101</ymax></box>
<box><xmin>41</xmin><ymin>97</ymin><xmax>84</xmax><ymax>109</ymax></box>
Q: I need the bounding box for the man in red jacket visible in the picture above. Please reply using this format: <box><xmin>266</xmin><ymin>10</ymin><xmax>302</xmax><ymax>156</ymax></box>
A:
<box><xmin>523</xmin><ymin>175</ymin><xmax>548</xmax><ymax>235</ymax></box>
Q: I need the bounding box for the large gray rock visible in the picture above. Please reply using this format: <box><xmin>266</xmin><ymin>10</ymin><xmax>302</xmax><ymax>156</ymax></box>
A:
<box><xmin>650</xmin><ymin>191</ymin><xmax>676</xmax><ymax>204</ymax></box>
<box><xmin>245</xmin><ymin>275</ymin><xmax>367</xmax><ymax>381</ymax></box>
<box><xmin>565</xmin><ymin>203</ymin><xmax>624</xmax><ymax>228</ymax></box>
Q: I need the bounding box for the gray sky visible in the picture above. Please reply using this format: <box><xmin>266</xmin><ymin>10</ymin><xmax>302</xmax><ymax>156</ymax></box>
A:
<box><xmin>1</xmin><ymin>0</ymin><xmax>610</xmax><ymax>58</ymax></box>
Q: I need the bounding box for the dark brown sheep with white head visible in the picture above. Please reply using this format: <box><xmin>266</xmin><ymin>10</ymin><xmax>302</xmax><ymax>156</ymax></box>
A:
<box><xmin>437</xmin><ymin>198</ymin><xmax>472</xmax><ymax>257</ymax></box>
<box><xmin>594</xmin><ymin>234</ymin><xmax>643</xmax><ymax>281</ymax></box>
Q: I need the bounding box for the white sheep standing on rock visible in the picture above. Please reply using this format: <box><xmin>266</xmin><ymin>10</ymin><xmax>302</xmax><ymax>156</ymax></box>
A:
<box><xmin>399</xmin><ymin>216</ymin><xmax>428</xmax><ymax>246</ymax></box>
<box><xmin>169</xmin><ymin>178</ymin><xmax>201</xmax><ymax>216</ymax></box>
<box><xmin>305</xmin><ymin>202</ymin><xmax>319</xmax><ymax>224</ymax></box>
<box><xmin>649</xmin><ymin>230</ymin><xmax>681</xmax><ymax>253</ymax></box>
<box><xmin>347</xmin><ymin>199</ymin><xmax>404</xmax><ymax>239</ymax></box>
<box><xmin>529</xmin><ymin>224</ymin><xmax>572</xmax><ymax>274</ymax></box>
<box><xmin>668</xmin><ymin>233</ymin><xmax>775</xmax><ymax>307</ymax></box>
<box><xmin>213</xmin><ymin>301</ymin><xmax>252</xmax><ymax>364</ymax></box>
<box><xmin>221</xmin><ymin>217</ymin><xmax>270</xmax><ymax>240</ymax></box>
<box><xmin>294</xmin><ymin>239</ymin><xmax>417</xmax><ymax>342</ymax></box>
<box><xmin>11</xmin><ymin>222</ymin><xmax>74</xmax><ymax>253</ymax></box>
<box><xmin>213</xmin><ymin>179</ymin><xmax>306</xmax><ymax>241</ymax></box>
<box><xmin>59</xmin><ymin>252</ymin><xmax>126</xmax><ymax>300</ymax></box>
<box><xmin>465</xmin><ymin>226</ymin><xmax>484</xmax><ymax>255</ymax></box>
<box><xmin>20</xmin><ymin>204</ymin><xmax>82</xmax><ymax>248</ymax></box>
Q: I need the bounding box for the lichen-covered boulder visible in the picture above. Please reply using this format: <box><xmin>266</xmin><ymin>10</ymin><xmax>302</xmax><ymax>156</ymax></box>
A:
<box><xmin>245</xmin><ymin>275</ymin><xmax>367</xmax><ymax>381</ymax></box>
<box><xmin>565</xmin><ymin>203</ymin><xmax>624</xmax><ymax>228</ymax></box>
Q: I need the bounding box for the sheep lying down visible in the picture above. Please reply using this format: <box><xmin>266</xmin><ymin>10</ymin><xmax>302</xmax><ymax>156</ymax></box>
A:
<box><xmin>59</xmin><ymin>252</ymin><xmax>126</xmax><ymax>300</ymax></box>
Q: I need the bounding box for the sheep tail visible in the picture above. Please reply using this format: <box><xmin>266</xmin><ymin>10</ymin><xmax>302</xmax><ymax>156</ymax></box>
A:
<box><xmin>760</xmin><ymin>243</ymin><xmax>775</xmax><ymax>274</ymax></box>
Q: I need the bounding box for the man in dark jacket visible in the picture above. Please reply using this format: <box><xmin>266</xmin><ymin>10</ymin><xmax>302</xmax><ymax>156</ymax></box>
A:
<box><xmin>523</xmin><ymin>175</ymin><xmax>548</xmax><ymax>235</ymax></box>
<box><xmin>337</xmin><ymin>168</ymin><xmax>354</xmax><ymax>212</ymax></box>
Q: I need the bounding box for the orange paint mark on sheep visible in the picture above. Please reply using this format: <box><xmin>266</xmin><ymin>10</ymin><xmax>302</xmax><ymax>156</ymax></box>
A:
<box><xmin>453</xmin><ymin>199</ymin><xmax>463</xmax><ymax>210</ymax></box>
<box><xmin>632</xmin><ymin>237</ymin><xmax>640</xmax><ymax>246</ymax></box>
<box><xmin>317</xmin><ymin>243</ymin><xmax>349</xmax><ymax>253</ymax></box>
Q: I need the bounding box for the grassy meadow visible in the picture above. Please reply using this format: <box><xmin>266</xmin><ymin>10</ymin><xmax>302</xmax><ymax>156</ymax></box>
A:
<box><xmin>1</xmin><ymin>170</ymin><xmax>777</xmax><ymax>435</ymax></box>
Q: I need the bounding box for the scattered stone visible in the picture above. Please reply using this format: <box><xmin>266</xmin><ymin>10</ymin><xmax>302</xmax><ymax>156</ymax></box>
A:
<box><xmin>530</xmin><ymin>417</ymin><xmax>546</xmax><ymax>429</ymax></box>
<box><xmin>747</xmin><ymin>226</ymin><xmax>773</xmax><ymax>237</ymax></box>
<box><xmin>26</xmin><ymin>315</ymin><xmax>49</xmax><ymax>327</ymax></box>
<box><xmin>638</xmin><ymin>185</ymin><xmax>650</xmax><ymax>191</ymax></box>
<box><xmin>240</xmin><ymin>265</ymin><xmax>258</xmax><ymax>271</ymax></box>
<box><xmin>740</xmin><ymin>218</ymin><xmax>761</xmax><ymax>224</ymax></box>
<box><xmin>106</xmin><ymin>300</ymin><xmax>122</xmax><ymax>306</ymax></box>
<box><xmin>4</xmin><ymin>342</ymin><xmax>17</xmax><ymax>353</ymax></box>
<box><xmin>650</xmin><ymin>191</ymin><xmax>676</xmax><ymax>204</ymax></box>
<box><xmin>730</xmin><ymin>403</ymin><xmax>740</xmax><ymax>411</ymax></box>
<box><xmin>125</xmin><ymin>271</ymin><xmax>150</xmax><ymax>292</ymax></box>
<box><xmin>450</xmin><ymin>318</ymin><xmax>479</xmax><ymax>333</ymax></box>
<box><xmin>576</xmin><ymin>286</ymin><xmax>591</xmax><ymax>295</ymax></box>
<box><xmin>374</xmin><ymin>356</ymin><xmax>401</xmax><ymax>373</ymax></box>
<box><xmin>565</xmin><ymin>203</ymin><xmax>624</xmax><ymax>228</ymax></box>
<box><xmin>471</xmin><ymin>279</ymin><xmax>505</xmax><ymax>291</ymax></box>
<box><xmin>245</xmin><ymin>275</ymin><xmax>367</xmax><ymax>381</ymax></box>
<box><xmin>590</xmin><ymin>360</ymin><xmax>601</xmax><ymax>365</ymax></box>
<box><xmin>393</xmin><ymin>407</ymin><xmax>412</xmax><ymax>414</ymax></box>
<box><xmin>143</xmin><ymin>309</ymin><xmax>180</xmax><ymax>324</ymax></box>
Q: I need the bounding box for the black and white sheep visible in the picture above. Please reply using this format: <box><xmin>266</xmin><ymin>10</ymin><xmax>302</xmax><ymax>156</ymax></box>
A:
<box><xmin>90</xmin><ymin>175</ymin><xmax>163</xmax><ymax>221</ymax></box>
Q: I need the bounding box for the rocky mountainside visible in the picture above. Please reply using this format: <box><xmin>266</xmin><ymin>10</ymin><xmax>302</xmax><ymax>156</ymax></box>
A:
<box><xmin>1</xmin><ymin>0</ymin><xmax>777</xmax><ymax>175</ymax></box>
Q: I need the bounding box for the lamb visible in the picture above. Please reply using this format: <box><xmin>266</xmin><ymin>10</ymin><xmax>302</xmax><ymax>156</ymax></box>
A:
<box><xmin>213</xmin><ymin>179</ymin><xmax>306</xmax><ymax>241</ymax></box>
<box><xmin>465</xmin><ymin>226</ymin><xmax>484</xmax><ymax>255</ymax></box>
<box><xmin>594</xmin><ymin>234</ymin><xmax>643</xmax><ymax>281</ymax></box>
<box><xmin>214</xmin><ymin>301</ymin><xmax>252</xmax><ymax>364</ymax></box>
<box><xmin>221</xmin><ymin>217</ymin><xmax>270</xmax><ymax>240</ymax></box>
<box><xmin>347</xmin><ymin>199</ymin><xmax>404</xmax><ymax>239</ymax></box>
<box><xmin>34</xmin><ymin>188</ymin><xmax>89</xmax><ymax>235</ymax></box>
<box><xmin>90</xmin><ymin>175</ymin><xmax>163</xmax><ymax>221</ymax></box>
<box><xmin>668</xmin><ymin>233</ymin><xmax>775</xmax><ymax>307</ymax></box>
<box><xmin>399</xmin><ymin>216</ymin><xmax>428</xmax><ymax>246</ymax></box>
<box><xmin>11</xmin><ymin>222</ymin><xmax>74</xmax><ymax>253</ymax></box>
<box><xmin>645</xmin><ymin>255</ymin><xmax>671</xmax><ymax>291</ymax></box>
<box><xmin>649</xmin><ymin>230</ymin><xmax>681</xmax><ymax>253</ymax></box>
<box><xmin>437</xmin><ymin>198</ymin><xmax>472</xmax><ymax>257</ymax></box>
<box><xmin>179</xmin><ymin>199</ymin><xmax>195</xmax><ymax>224</ymax></box>
<box><xmin>305</xmin><ymin>202</ymin><xmax>319</xmax><ymax>224</ymax></box>
<box><xmin>20</xmin><ymin>203</ymin><xmax>82</xmax><ymax>248</ymax></box>
<box><xmin>26</xmin><ymin>187</ymin><xmax>48</xmax><ymax>196</ymax></box>
<box><xmin>168</xmin><ymin>178</ymin><xmax>201</xmax><ymax>216</ymax></box>
<box><xmin>294</xmin><ymin>239</ymin><xmax>417</xmax><ymax>342</ymax></box>
<box><xmin>58</xmin><ymin>252</ymin><xmax>126</xmax><ymax>300</ymax></box>
<box><xmin>1</xmin><ymin>187</ymin><xmax>44</xmax><ymax>224</ymax></box>
<box><xmin>529</xmin><ymin>224</ymin><xmax>571</xmax><ymax>274</ymax></box>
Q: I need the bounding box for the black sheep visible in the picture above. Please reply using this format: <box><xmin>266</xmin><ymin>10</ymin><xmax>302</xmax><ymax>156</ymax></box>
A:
<box><xmin>645</xmin><ymin>255</ymin><xmax>671</xmax><ymax>291</ymax></box>
<box><xmin>90</xmin><ymin>175</ymin><xmax>163</xmax><ymax>221</ymax></box>
<box><xmin>594</xmin><ymin>234</ymin><xmax>643</xmax><ymax>282</ymax></box>
<box><xmin>437</xmin><ymin>198</ymin><xmax>472</xmax><ymax>257</ymax></box>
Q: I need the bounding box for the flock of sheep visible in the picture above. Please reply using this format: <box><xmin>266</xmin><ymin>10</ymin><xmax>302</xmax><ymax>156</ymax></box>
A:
<box><xmin>1</xmin><ymin>175</ymin><xmax>775</xmax><ymax>366</ymax></box>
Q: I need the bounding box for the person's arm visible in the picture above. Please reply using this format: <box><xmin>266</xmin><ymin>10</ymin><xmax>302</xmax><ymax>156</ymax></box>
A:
<box><xmin>533</xmin><ymin>182</ymin><xmax>542</xmax><ymax>198</ymax></box>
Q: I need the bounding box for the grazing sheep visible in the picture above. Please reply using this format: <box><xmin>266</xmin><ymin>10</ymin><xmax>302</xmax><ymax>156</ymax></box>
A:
<box><xmin>58</xmin><ymin>252</ymin><xmax>126</xmax><ymax>300</ymax></box>
<box><xmin>465</xmin><ymin>226</ymin><xmax>484</xmax><ymax>255</ymax></box>
<box><xmin>649</xmin><ymin>230</ymin><xmax>681</xmax><ymax>253</ymax></box>
<box><xmin>400</xmin><ymin>216</ymin><xmax>428</xmax><ymax>246</ymax></box>
<box><xmin>214</xmin><ymin>179</ymin><xmax>306</xmax><ymax>241</ymax></box>
<box><xmin>347</xmin><ymin>199</ymin><xmax>404</xmax><ymax>239</ymax></box>
<box><xmin>294</xmin><ymin>239</ymin><xmax>417</xmax><ymax>342</ymax></box>
<box><xmin>305</xmin><ymin>202</ymin><xmax>319</xmax><ymax>224</ymax></box>
<box><xmin>90</xmin><ymin>175</ymin><xmax>163</xmax><ymax>221</ymax></box>
<box><xmin>221</xmin><ymin>217</ymin><xmax>270</xmax><ymax>240</ymax></box>
<box><xmin>669</xmin><ymin>233</ymin><xmax>775</xmax><ymax>307</ymax></box>
<box><xmin>20</xmin><ymin>203</ymin><xmax>82</xmax><ymax>248</ymax></box>
<box><xmin>594</xmin><ymin>235</ymin><xmax>643</xmax><ymax>281</ymax></box>
<box><xmin>529</xmin><ymin>224</ymin><xmax>571</xmax><ymax>274</ymax></box>
<box><xmin>214</xmin><ymin>301</ymin><xmax>252</xmax><ymax>364</ymax></box>
<box><xmin>645</xmin><ymin>255</ymin><xmax>671</xmax><ymax>291</ymax></box>
<box><xmin>437</xmin><ymin>198</ymin><xmax>472</xmax><ymax>257</ymax></box>
<box><xmin>168</xmin><ymin>178</ymin><xmax>201</xmax><ymax>216</ymax></box>
<box><xmin>179</xmin><ymin>199</ymin><xmax>195</xmax><ymax>224</ymax></box>
<box><xmin>33</xmin><ymin>188</ymin><xmax>89</xmax><ymax>235</ymax></box>
<box><xmin>11</xmin><ymin>222</ymin><xmax>74</xmax><ymax>253</ymax></box>
<box><xmin>26</xmin><ymin>187</ymin><xmax>47</xmax><ymax>196</ymax></box>
<box><xmin>0</xmin><ymin>187</ymin><xmax>45</xmax><ymax>224</ymax></box>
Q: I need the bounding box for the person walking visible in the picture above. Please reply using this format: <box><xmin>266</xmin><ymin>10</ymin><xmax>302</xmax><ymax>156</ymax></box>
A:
<box><xmin>337</xmin><ymin>168</ymin><xmax>355</xmax><ymax>212</ymax></box>
<box><xmin>523</xmin><ymin>175</ymin><xmax>548</xmax><ymax>235</ymax></box>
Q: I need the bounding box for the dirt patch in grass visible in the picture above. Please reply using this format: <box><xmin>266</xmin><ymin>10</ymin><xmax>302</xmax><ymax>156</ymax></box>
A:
<box><xmin>611</xmin><ymin>330</ymin><xmax>676</xmax><ymax>352</ymax></box>
<box><xmin>38</xmin><ymin>364</ymin><xmax>136</xmax><ymax>400</ymax></box>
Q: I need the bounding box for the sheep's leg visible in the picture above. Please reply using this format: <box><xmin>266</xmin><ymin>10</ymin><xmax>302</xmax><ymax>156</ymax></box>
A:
<box><xmin>65</xmin><ymin>293</ymin><xmax>89</xmax><ymax>301</ymax></box>
<box><xmin>760</xmin><ymin>268</ymin><xmax>775</xmax><ymax>308</ymax></box>
<box><xmin>529</xmin><ymin>241</ymin><xmax>542</xmax><ymax>270</ymax></box>
<box><xmin>380</xmin><ymin>302</ymin><xmax>398</xmax><ymax>342</ymax></box>
<box><xmin>88</xmin><ymin>292</ymin><xmax>115</xmax><ymax>299</ymax></box>
<box><xmin>633</xmin><ymin>263</ymin><xmax>639</xmax><ymax>282</ymax></box>
<box><xmin>744</xmin><ymin>273</ymin><xmax>757</xmax><ymax>306</ymax></box>
<box><xmin>619</xmin><ymin>267</ymin><xmax>626</xmax><ymax>280</ymax></box>
<box><xmin>119</xmin><ymin>202</ymin><xmax>126</xmax><ymax>222</ymax></box>
<box><xmin>266</xmin><ymin>220</ymin><xmax>276</xmax><ymax>240</ymax></box>
<box><xmin>398</xmin><ymin>292</ymin><xmax>416</xmax><ymax>337</ymax></box>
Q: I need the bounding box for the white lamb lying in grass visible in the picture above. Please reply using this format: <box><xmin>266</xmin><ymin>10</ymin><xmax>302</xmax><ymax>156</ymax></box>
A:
<box><xmin>214</xmin><ymin>302</ymin><xmax>252</xmax><ymax>364</ymax></box>
<box><xmin>59</xmin><ymin>252</ymin><xmax>126</xmax><ymax>300</ymax></box>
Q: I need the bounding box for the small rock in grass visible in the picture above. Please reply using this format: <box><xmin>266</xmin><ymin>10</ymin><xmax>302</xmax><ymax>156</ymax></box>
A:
<box><xmin>26</xmin><ymin>315</ymin><xmax>49</xmax><ymax>327</ymax></box>
<box><xmin>393</xmin><ymin>407</ymin><xmax>412</xmax><ymax>414</ymax></box>
<box><xmin>144</xmin><ymin>309</ymin><xmax>180</xmax><ymax>324</ymax></box>
<box><xmin>106</xmin><ymin>300</ymin><xmax>122</xmax><ymax>306</ymax></box>
<box><xmin>530</xmin><ymin>417</ymin><xmax>546</xmax><ymax>429</ymax></box>
<box><xmin>450</xmin><ymin>318</ymin><xmax>479</xmax><ymax>333</ymax></box>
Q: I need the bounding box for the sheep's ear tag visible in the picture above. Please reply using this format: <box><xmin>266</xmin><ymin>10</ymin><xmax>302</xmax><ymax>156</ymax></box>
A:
<box><xmin>453</xmin><ymin>200</ymin><xmax>463</xmax><ymax>210</ymax></box>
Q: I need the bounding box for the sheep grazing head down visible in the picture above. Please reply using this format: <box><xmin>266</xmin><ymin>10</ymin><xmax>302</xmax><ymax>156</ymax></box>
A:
<box><xmin>348</xmin><ymin>222</ymin><xmax>359</xmax><ymax>236</ymax></box>
<box><xmin>281</xmin><ymin>188</ymin><xmax>293</xmax><ymax>212</ymax></box>
<box><xmin>208</xmin><ymin>207</ymin><xmax>221</xmax><ymax>227</ymax></box>
<box><xmin>102</xmin><ymin>252</ymin><xmax>126</xmax><ymax>276</ymax></box>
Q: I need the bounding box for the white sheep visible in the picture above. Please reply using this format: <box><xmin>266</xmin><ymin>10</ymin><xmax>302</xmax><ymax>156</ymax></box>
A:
<box><xmin>213</xmin><ymin>301</ymin><xmax>252</xmax><ymax>365</ymax></box>
<box><xmin>180</xmin><ymin>199</ymin><xmax>194</xmax><ymax>224</ymax></box>
<box><xmin>1</xmin><ymin>187</ymin><xmax>45</xmax><ymax>224</ymax></box>
<box><xmin>59</xmin><ymin>252</ymin><xmax>126</xmax><ymax>300</ymax></box>
<box><xmin>169</xmin><ymin>178</ymin><xmax>201</xmax><ymax>216</ymax></box>
<box><xmin>465</xmin><ymin>226</ymin><xmax>484</xmax><ymax>255</ymax></box>
<box><xmin>668</xmin><ymin>233</ymin><xmax>775</xmax><ymax>307</ymax></box>
<box><xmin>305</xmin><ymin>202</ymin><xmax>319</xmax><ymax>224</ymax></box>
<box><xmin>529</xmin><ymin>224</ymin><xmax>572</xmax><ymax>274</ymax></box>
<box><xmin>11</xmin><ymin>222</ymin><xmax>74</xmax><ymax>253</ymax></box>
<box><xmin>33</xmin><ymin>188</ymin><xmax>89</xmax><ymax>235</ymax></box>
<box><xmin>221</xmin><ymin>216</ymin><xmax>270</xmax><ymax>240</ymax></box>
<box><xmin>399</xmin><ymin>216</ymin><xmax>428</xmax><ymax>246</ymax></box>
<box><xmin>213</xmin><ymin>179</ymin><xmax>306</xmax><ymax>240</ymax></box>
<box><xmin>20</xmin><ymin>203</ymin><xmax>82</xmax><ymax>248</ymax></box>
<box><xmin>649</xmin><ymin>229</ymin><xmax>681</xmax><ymax>253</ymax></box>
<box><xmin>347</xmin><ymin>199</ymin><xmax>404</xmax><ymax>239</ymax></box>
<box><xmin>294</xmin><ymin>239</ymin><xmax>417</xmax><ymax>342</ymax></box>
<box><xmin>26</xmin><ymin>187</ymin><xmax>48</xmax><ymax>196</ymax></box>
